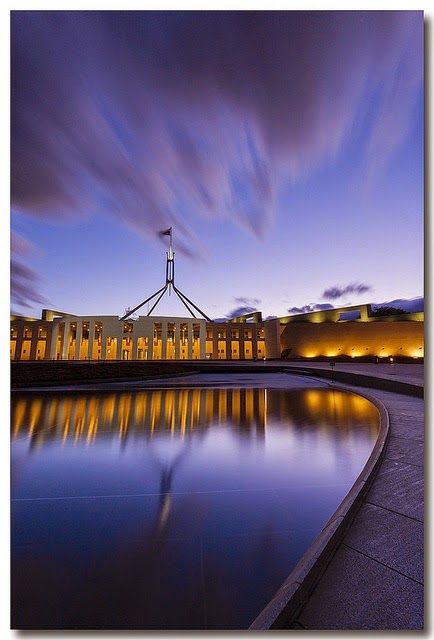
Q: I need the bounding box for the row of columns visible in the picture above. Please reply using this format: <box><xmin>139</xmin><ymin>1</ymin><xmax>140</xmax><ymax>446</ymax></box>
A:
<box><xmin>210</xmin><ymin>331</ymin><xmax>262</xmax><ymax>360</ymax></box>
<box><xmin>51</xmin><ymin>318</ymin><xmax>207</xmax><ymax>360</ymax></box>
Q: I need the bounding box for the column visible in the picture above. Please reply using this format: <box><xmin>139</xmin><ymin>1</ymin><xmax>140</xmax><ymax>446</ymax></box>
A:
<box><xmin>161</xmin><ymin>322</ymin><xmax>167</xmax><ymax>360</ymax></box>
<box><xmin>15</xmin><ymin>328</ymin><xmax>24</xmax><ymax>361</ymax></box>
<box><xmin>147</xmin><ymin>327</ymin><xmax>154</xmax><ymax>360</ymax></box>
<box><xmin>199</xmin><ymin>322</ymin><xmax>206</xmax><ymax>359</ymax></box>
<box><xmin>88</xmin><ymin>320</ymin><xmax>95</xmax><ymax>360</ymax></box>
<box><xmin>252</xmin><ymin>329</ymin><xmax>258</xmax><ymax>360</ymax></box>
<box><xmin>187</xmin><ymin>321</ymin><xmax>193</xmax><ymax>360</ymax></box>
<box><xmin>29</xmin><ymin>331</ymin><xmax>38</xmax><ymax>360</ymax></box>
<box><xmin>116</xmin><ymin>329</ymin><xmax>122</xmax><ymax>359</ymax></box>
<box><xmin>175</xmin><ymin>322</ymin><xmax>180</xmax><ymax>359</ymax></box>
<box><xmin>225</xmin><ymin>329</ymin><xmax>231</xmax><ymax>360</ymax></box>
<box><xmin>240</xmin><ymin>331</ymin><xmax>245</xmax><ymax>360</ymax></box>
<box><xmin>50</xmin><ymin>323</ymin><xmax>59</xmax><ymax>360</ymax></box>
<box><xmin>75</xmin><ymin>321</ymin><xmax>83</xmax><ymax>360</ymax></box>
<box><xmin>100</xmin><ymin>328</ymin><xmax>107</xmax><ymax>360</ymax></box>
<box><xmin>61</xmin><ymin>321</ymin><xmax>70</xmax><ymax>360</ymax></box>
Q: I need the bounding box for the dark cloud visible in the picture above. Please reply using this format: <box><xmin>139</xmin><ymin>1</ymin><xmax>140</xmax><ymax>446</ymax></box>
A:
<box><xmin>233</xmin><ymin>296</ymin><xmax>261</xmax><ymax>306</ymax></box>
<box><xmin>11</xmin><ymin>260</ymin><xmax>46</xmax><ymax>310</ymax></box>
<box><xmin>322</xmin><ymin>282</ymin><xmax>372</xmax><ymax>300</ymax></box>
<box><xmin>10</xmin><ymin>12</ymin><xmax>421</xmax><ymax>307</ymax></box>
<box><xmin>11</xmin><ymin>11</ymin><xmax>422</xmax><ymax>245</ymax></box>
<box><xmin>287</xmin><ymin>302</ymin><xmax>335</xmax><ymax>314</ymax></box>
<box><xmin>10</xmin><ymin>231</ymin><xmax>46</xmax><ymax>312</ymax></box>
<box><xmin>222</xmin><ymin>296</ymin><xmax>261</xmax><ymax>319</ymax></box>
<box><xmin>226</xmin><ymin>306</ymin><xmax>258</xmax><ymax>319</ymax></box>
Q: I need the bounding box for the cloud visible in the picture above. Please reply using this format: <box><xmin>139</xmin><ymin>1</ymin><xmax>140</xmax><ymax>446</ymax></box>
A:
<box><xmin>10</xmin><ymin>13</ymin><xmax>421</xmax><ymax>307</ymax></box>
<box><xmin>226</xmin><ymin>306</ymin><xmax>258</xmax><ymax>319</ymax></box>
<box><xmin>10</xmin><ymin>231</ymin><xmax>46</xmax><ymax>312</ymax></box>
<box><xmin>11</xmin><ymin>260</ymin><xmax>46</xmax><ymax>311</ymax></box>
<box><xmin>287</xmin><ymin>302</ymin><xmax>334</xmax><ymax>314</ymax></box>
<box><xmin>218</xmin><ymin>296</ymin><xmax>261</xmax><ymax>319</ymax></box>
<box><xmin>11</xmin><ymin>11</ymin><xmax>422</xmax><ymax>248</ymax></box>
<box><xmin>322</xmin><ymin>282</ymin><xmax>372</xmax><ymax>300</ymax></box>
<box><xmin>233</xmin><ymin>296</ymin><xmax>261</xmax><ymax>306</ymax></box>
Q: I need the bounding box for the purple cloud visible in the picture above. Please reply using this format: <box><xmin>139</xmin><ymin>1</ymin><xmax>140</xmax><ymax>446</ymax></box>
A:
<box><xmin>10</xmin><ymin>12</ymin><xmax>422</xmax><ymax>307</ymax></box>
<box><xmin>12</xmin><ymin>12</ymin><xmax>422</xmax><ymax>239</ymax></box>
<box><xmin>10</xmin><ymin>231</ymin><xmax>46</xmax><ymax>312</ymax></box>
<box><xmin>322</xmin><ymin>282</ymin><xmax>372</xmax><ymax>300</ymax></box>
<box><xmin>287</xmin><ymin>303</ymin><xmax>335</xmax><ymax>315</ymax></box>
<box><xmin>234</xmin><ymin>297</ymin><xmax>261</xmax><ymax>306</ymax></box>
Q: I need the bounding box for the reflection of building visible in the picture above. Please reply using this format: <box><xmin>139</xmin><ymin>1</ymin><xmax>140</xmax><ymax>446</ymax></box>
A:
<box><xmin>10</xmin><ymin>303</ymin><xmax>423</xmax><ymax>361</ymax></box>
<box><xmin>12</xmin><ymin>388</ymin><xmax>267</xmax><ymax>444</ymax></box>
<box><xmin>11</xmin><ymin>388</ymin><xmax>380</xmax><ymax>445</ymax></box>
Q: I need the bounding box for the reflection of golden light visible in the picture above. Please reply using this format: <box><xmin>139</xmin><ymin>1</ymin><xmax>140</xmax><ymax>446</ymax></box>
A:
<box><xmin>118</xmin><ymin>395</ymin><xmax>132</xmax><ymax>437</ymax></box>
<box><xmin>29</xmin><ymin>398</ymin><xmax>43</xmax><ymax>432</ymax></box>
<box><xmin>305</xmin><ymin>389</ymin><xmax>322</xmax><ymax>410</ymax></box>
<box><xmin>13</xmin><ymin>399</ymin><xmax>26</xmax><ymax>437</ymax></box>
<box><xmin>12</xmin><ymin>388</ymin><xmax>269</xmax><ymax>444</ymax></box>
<box><xmin>74</xmin><ymin>398</ymin><xmax>86</xmax><ymax>442</ymax></box>
<box><xmin>245</xmin><ymin>390</ymin><xmax>254</xmax><ymax>425</ymax></box>
<box><xmin>232</xmin><ymin>390</ymin><xmax>240</xmax><ymax>424</ymax></box>
<box><xmin>103</xmin><ymin>396</ymin><xmax>116</xmax><ymax>423</ymax></box>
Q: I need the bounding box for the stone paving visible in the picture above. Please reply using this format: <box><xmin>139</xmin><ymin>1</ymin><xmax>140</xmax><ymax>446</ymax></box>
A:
<box><xmin>284</xmin><ymin>362</ymin><xmax>424</xmax><ymax>385</ymax></box>
<box><xmin>289</xmin><ymin>387</ymin><xmax>424</xmax><ymax>630</ymax></box>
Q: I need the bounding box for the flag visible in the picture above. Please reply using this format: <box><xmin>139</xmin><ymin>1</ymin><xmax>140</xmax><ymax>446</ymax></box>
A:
<box><xmin>159</xmin><ymin>227</ymin><xmax>172</xmax><ymax>236</ymax></box>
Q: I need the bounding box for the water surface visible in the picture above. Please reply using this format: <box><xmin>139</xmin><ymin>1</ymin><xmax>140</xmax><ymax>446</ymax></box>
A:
<box><xmin>11</xmin><ymin>386</ymin><xmax>379</xmax><ymax>629</ymax></box>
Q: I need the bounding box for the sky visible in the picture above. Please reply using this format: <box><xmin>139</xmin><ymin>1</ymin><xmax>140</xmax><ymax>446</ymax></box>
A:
<box><xmin>10</xmin><ymin>10</ymin><xmax>424</xmax><ymax>320</ymax></box>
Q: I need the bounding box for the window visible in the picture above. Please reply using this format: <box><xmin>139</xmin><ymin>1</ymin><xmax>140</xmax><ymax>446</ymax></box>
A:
<box><xmin>23</xmin><ymin>326</ymin><xmax>32</xmax><ymax>339</ymax></box>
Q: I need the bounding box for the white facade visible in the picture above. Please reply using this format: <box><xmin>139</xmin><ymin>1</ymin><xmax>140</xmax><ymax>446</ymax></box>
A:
<box><xmin>50</xmin><ymin>315</ymin><xmax>207</xmax><ymax>361</ymax></box>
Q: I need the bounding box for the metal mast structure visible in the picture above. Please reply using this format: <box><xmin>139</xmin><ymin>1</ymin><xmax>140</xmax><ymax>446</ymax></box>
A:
<box><xmin>120</xmin><ymin>228</ymin><xmax>213</xmax><ymax>322</ymax></box>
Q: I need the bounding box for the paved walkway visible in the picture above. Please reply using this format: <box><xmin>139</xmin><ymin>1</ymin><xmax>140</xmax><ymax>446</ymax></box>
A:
<box><xmin>287</xmin><ymin>386</ymin><xmax>424</xmax><ymax>630</ymax></box>
<box><xmin>284</xmin><ymin>362</ymin><xmax>424</xmax><ymax>386</ymax></box>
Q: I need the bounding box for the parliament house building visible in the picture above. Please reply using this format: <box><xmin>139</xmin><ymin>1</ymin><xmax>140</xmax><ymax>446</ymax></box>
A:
<box><xmin>10</xmin><ymin>304</ymin><xmax>423</xmax><ymax>362</ymax></box>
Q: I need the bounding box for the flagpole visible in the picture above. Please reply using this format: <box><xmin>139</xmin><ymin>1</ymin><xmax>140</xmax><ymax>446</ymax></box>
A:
<box><xmin>169</xmin><ymin>227</ymin><xmax>173</xmax><ymax>259</ymax></box>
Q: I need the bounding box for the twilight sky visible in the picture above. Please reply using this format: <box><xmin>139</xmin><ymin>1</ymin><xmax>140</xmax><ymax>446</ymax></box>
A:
<box><xmin>11</xmin><ymin>10</ymin><xmax>423</xmax><ymax>319</ymax></box>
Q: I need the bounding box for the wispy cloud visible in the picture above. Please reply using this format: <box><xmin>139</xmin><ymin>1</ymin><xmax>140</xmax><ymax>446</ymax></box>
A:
<box><xmin>12</xmin><ymin>11</ymin><xmax>422</xmax><ymax>246</ymax></box>
<box><xmin>217</xmin><ymin>296</ymin><xmax>261</xmax><ymax>319</ymax></box>
<box><xmin>10</xmin><ymin>12</ymin><xmax>422</xmax><ymax>308</ymax></box>
<box><xmin>10</xmin><ymin>231</ymin><xmax>46</xmax><ymax>312</ymax></box>
<box><xmin>322</xmin><ymin>282</ymin><xmax>372</xmax><ymax>300</ymax></box>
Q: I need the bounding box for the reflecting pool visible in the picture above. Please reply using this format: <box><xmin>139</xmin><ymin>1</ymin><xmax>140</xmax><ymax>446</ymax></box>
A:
<box><xmin>11</xmin><ymin>387</ymin><xmax>379</xmax><ymax>629</ymax></box>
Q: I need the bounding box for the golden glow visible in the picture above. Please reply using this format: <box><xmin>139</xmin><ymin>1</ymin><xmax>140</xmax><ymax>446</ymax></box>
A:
<box><xmin>11</xmin><ymin>387</ymin><xmax>381</xmax><ymax>447</ymax></box>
